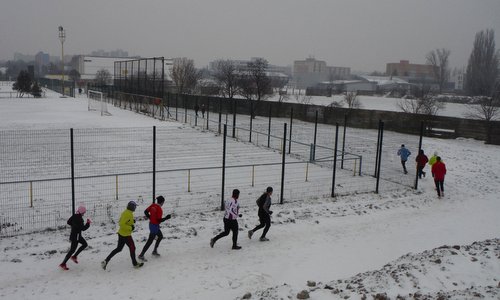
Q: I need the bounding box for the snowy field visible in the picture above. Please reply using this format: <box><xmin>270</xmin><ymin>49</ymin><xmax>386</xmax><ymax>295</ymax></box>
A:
<box><xmin>266</xmin><ymin>92</ymin><xmax>477</xmax><ymax>120</ymax></box>
<box><xmin>0</xmin><ymin>88</ymin><xmax>499</xmax><ymax>299</ymax></box>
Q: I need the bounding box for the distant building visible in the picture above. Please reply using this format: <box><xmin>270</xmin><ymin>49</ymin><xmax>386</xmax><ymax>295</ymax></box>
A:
<box><xmin>208</xmin><ymin>57</ymin><xmax>290</xmax><ymax>88</ymax></box>
<box><xmin>90</xmin><ymin>49</ymin><xmax>129</xmax><ymax>58</ymax></box>
<box><xmin>13</xmin><ymin>52</ymin><xmax>35</xmax><ymax>62</ymax></box>
<box><xmin>450</xmin><ymin>68</ymin><xmax>465</xmax><ymax>91</ymax></box>
<box><xmin>386</xmin><ymin>60</ymin><xmax>435</xmax><ymax>81</ymax></box>
<box><xmin>293</xmin><ymin>57</ymin><xmax>350</xmax><ymax>89</ymax></box>
<box><xmin>35</xmin><ymin>51</ymin><xmax>50</xmax><ymax>76</ymax></box>
<box><xmin>310</xmin><ymin>79</ymin><xmax>377</xmax><ymax>96</ymax></box>
<box><xmin>209</xmin><ymin>57</ymin><xmax>291</xmax><ymax>76</ymax></box>
<box><xmin>71</xmin><ymin>55</ymin><xmax>131</xmax><ymax>82</ymax></box>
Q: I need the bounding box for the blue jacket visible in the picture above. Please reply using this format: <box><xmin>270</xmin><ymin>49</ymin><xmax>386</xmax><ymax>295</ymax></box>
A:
<box><xmin>397</xmin><ymin>147</ymin><xmax>411</xmax><ymax>161</ymax></box>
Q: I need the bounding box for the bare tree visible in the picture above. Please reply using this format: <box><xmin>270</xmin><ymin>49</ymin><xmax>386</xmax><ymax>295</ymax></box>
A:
<box><xmin>95</xmin><ymin>69</ymin><xmax>111</xmax><ymax>86</ymax></box>
<box><xmin>426</xmin><ymin>48</ymin><xmax>451</xmax><ymax>93</ymax></box>
<box><xmin>398</xmin><ymin>96</ymin><xmax>444</xmax><ymax>116</ymax></box>
<box><xmin>410</xmin><ymin>81</ymin><xmax>432</xmax><ymax>100</ymax></box>
<box><xmin>420</xmin><ymin>97</ymin><xmax>445</xmax><ymax>115</ymax></box>
<box><xmin>465</xmin><ymin>29</ymin><xmax>499</xmax><ymax>96</ymax></box>
<box><xmin>397</xmin><ymin>83</ymin><xmax>444</xmax><ymax>115</ymax></box>
<box><xmin>277</xmin><ymin>90</ymin><xmax>289</xmax><ymax>103</ymax></box>
<box><xmin>239</xmin><ymin>58</ymin><xmax>272</xmax><ymax>101</ymax></box>
<box><xmin>294</xmin><ymin>94</ymin><xmax>312</xmax><ymax>105</ymax></box>
<box><xmin>343</xmin><ymin>91</ymin><xmax>361</xmax><ymax>109</ymax></box>
<box><xmin>212</xmin><ymin>59</ymin><xmax>239</xmax><ymax>99</ymax></box>
<box><xmin>170</xmin><ymin>58</ymin><xmax>201</xmax><ymax>94</ymax></box>
<box><xmin>464</xmin><ymin>82</ymin><xmax>500</xmax><ymax>121</ymax></box>
<box><xmin>327</xmin><ymin>100</ymin><xmax>342</xmax><ymax>108</ymax></box>
<box><xmin>237</xmin><ymin>77</ymin><xmax>257</xmax><ymax>101</ymax></box>
<box><xmin>397</xmin><ymin>97</ymin><xmax>422</xmax><ymax>114</ymax></box>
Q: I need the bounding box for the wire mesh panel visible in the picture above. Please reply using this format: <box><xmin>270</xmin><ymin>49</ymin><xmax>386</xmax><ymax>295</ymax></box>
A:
<box><xmin>76</xmin><ymin>173</ymin><xmax>152</xmax><ymax>225</ymax></box>
<box><xmin>0</xmin><ymin>108</ymin><xmax>420</xmax><ymax>236</ymax></box>
<box><xmin>160</xmin><ymin>104</ymin><xmax>398</xmax><ymax>195</ymax></box>
<box><xmin>0</xmin><ymin>129</ymin><xmax>71</xmax><ymax>182</ymax></box>
<box><xmin>73</xmin><ymin>127</ymin><xmax>154</xmax><ymax>176</ymax></box>
<box><xmin>0</xmin><ymin>179</ymin><xmax>72</xmax><ymax>236</ymax></box>
<box><xmin>72</xmin><ymin>127</ymin><xmax>155</xmax><ymax>224</ymax></box>
<box><xmin>0</xmin><ymin>129</ymin><xmax>73</xmax><ymax>235</ymax></box>
<box><xmin>114</xmin><ymin>57</ymin><xmax>164</xmax><ymax>98</ymax></box>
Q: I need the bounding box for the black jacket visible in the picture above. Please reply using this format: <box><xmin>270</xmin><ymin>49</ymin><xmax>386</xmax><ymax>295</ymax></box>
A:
<box><xmin>67</xmin><ymin>213</ymin><xmax>90</xmax><ymax>241</ymax></box>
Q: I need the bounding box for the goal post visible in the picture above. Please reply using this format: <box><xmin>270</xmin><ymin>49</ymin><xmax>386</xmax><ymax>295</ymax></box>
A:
<box><xmin>87</xmin><ymin>90</ymin><xmax>111</xmax><ymax>116</ymax></box>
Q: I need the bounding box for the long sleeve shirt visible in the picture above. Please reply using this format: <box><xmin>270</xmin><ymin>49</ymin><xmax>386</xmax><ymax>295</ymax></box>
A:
<box><xmin>224</xmin><ymin>197</ymin><xmax>239</xmax><ymax>220</ymax></box>
<box><xmin>431</xmin><ymin>161</ymin><xmax>447</xmax><ymax>181</ymax></box>
<box><xmin>67</xmin><ymin>213</ymin><xmax>90</xmax><ymax>241</ymax></box>
<box><xmin>117</xmin><ymin>209</ymin><xmax>135</xmax><ymax>237</ymax></box>
<box><xmin>261</xmin><ymin>195</ymin><xmax>272</xmax><ymax>214</ymax></box>
<box><xmin>397</xmin><ymin>147</ymin><xmax>411</xmax><ymax>161</ymax></box>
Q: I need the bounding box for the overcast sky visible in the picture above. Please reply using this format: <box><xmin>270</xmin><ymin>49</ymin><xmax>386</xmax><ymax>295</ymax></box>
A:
<box><xmin>1</xmin><ymin>0</ymin><xmax>499</xmax><ymax>72</ymax></box>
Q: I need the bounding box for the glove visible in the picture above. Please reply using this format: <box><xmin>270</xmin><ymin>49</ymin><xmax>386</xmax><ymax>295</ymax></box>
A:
<box><xmin>238</xmin><ymin>214</ymin><xmax>242</xmax><ymax>218</ymax></box>
<box><xmin>166</xmin><ymin>214</ymin><xmax>172</xmax><ymax>220</ymax></box>
<box><xmin>131</xmin><ymin>225</ymin><xmax>135</xmax><ymax>231</ymax></box>
<box><xmin>269</xmin><ymin>211</ymin><xmax>273</xmax><ymax>215</ymax></box>
<box><xmin>86</xmin><ymin>218</ymin><xmax>92</xmax><ymax>224</ymax></box>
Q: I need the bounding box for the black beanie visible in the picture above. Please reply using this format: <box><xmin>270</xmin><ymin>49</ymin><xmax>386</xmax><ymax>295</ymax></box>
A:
<box><xmin>156</xmin><ymin>195</ymin><xmax>165</xmax><ymax>204</ymax></box>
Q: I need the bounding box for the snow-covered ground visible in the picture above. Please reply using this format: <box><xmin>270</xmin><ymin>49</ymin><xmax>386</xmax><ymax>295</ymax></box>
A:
<box><xmin>266</xmin><ymin>92</ymin><xmax>480</xmax><ymax>120</ymax></box>
<box><xmin>0</xmin><ymin>88</ymin><xmax>499</xmax><ymax>299</ymax></box>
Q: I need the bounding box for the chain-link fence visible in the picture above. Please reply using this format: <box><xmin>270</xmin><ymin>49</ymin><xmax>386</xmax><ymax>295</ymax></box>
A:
<box><xmin>1</xmin><ymin>117</ymin><xmax>417</xmax><ymax>237</ymax></box>
<box><xmin>1</xmin><ymin>90</ymin><xmax>430</xmax><ymax>236</ymax></box>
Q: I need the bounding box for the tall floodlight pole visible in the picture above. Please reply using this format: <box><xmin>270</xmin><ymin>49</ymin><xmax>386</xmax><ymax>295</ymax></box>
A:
<box><xmin>58</xmin><ymin>26</ymin><xmax>66</xmax><ymax>97</ymax></box>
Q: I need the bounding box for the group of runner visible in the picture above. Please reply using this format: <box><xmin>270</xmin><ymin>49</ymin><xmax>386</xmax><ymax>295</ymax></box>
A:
<box><xmin>59</xmin><ymin>187</ymin><xmax>274</xmax><ymax>271</ymax></box>
<box><xmin>397</xmin><ymin>144</ymin><xmax>447</xmax><ymax>198</ymax></box>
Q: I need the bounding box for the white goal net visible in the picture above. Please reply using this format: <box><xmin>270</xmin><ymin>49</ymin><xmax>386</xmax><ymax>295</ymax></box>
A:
<box><xmin>88</xmin><ymin>90</ymin><xmax>111</xmax><ymax>116</ymax></box>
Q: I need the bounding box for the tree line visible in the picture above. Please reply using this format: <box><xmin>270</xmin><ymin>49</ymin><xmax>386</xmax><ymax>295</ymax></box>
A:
<box><xmin>2</xmin><ymin>28</ymin><xmax>498</xmax><ymax>120</ymax></box>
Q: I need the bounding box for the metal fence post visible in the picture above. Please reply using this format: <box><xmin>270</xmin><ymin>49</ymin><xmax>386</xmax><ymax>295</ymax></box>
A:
<box><xmin>313</xmin><ymin>110</ymin><xmax>318</xmax><ymax>161</ymax></box>
<box><xmin>221</xmin><ymin>124</ymin><xmax>227</xmax><ymax>211</ymax></box>
<box><xmin>375</xmin><ymin>121</ymin><xmax>384</xmax><ymax>194</ymax></box>
<box><xmin>249</xmin><ymin>101</ymin><xmax>253</xmax><ymax>143</ymax></box>
<box><xmin>414</xmin><ymin>121</ymin><xmax>424</xmax><ymax>190</ymax></box>
<box><xmin>153</xmin><ymin>126</ymin><xmax>156</xmax><ymax>202</ymax></box>
<box><xmin>288</xmin><ymin>107</ymin><xmax>293</xmax><ymax>154</ymax></box>
<box><xmin>331</xmin><ymin>123</ymin><xmax>339</xmax><ymax>197</ymax></box>
<box><xmin>267</xmin><ymin>105</ymin><xmax>272</xmax><ymax>148</ymax></box>
<box><xmin>359</xmin><ymin>156</ymin><xmax>363</xmax><ymax>176</ymax></box>
<box><xmin>70</xmin><ymin>128</ymin><xmax>75</xmax><ymax>214</ymax></box>
<box><xmin>374</xmin><ymin>119</ymin><xmax>382</xmax><ymax>177</ymax></box>
<box><xmin>218</xmin><ymin>99</ymin><xmax>222</xmax><ymax>134</ymax></box>
<box><xmin>175</xmin><ymin>93</ymin><xmax>178</xmax><ymax>121</ymax></box>
<box><xmin>251</xmin><ymin>165</ymin><xmax>255</xmax><ymax>187</ymax></box>
<box><xmin>206</xmin><ymin>101</ymin><xmax>210</xmax><ymax>130</ymax></box>
<box><xmin>184</xmin><ymin>97</ymin><xmax>187</xmax><ymax>123</ymax></box>
<box><xmin>341</xmin><ymin>114</ymin><xmax>347</xmax><ymax>169</ymax></box>
<box><xmin>280</xmin><ymin>123</ymin><xmax>287</xmax><ymax>204</ymax></box>
<box><xmin>30</xmin><ymin>181</ymin><xmax>33</xmax><ymax>207</ymax></box>
<box><xmin>232</xmin><ymin>100</ymin><xmax>236</xmax><ymax>138</ymax></box>
<box><xmin>115</xmin><ymin>175</ymin><xmax>119</xmax><ymax>200</ymax></box>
